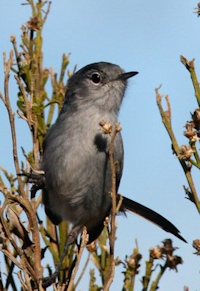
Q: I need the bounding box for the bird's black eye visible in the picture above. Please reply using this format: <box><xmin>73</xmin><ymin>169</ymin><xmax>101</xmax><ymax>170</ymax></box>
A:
<box><xmin>91</xmin><ymin>72</ymin><xmax>101</xmax><ymax>84</ymax></box>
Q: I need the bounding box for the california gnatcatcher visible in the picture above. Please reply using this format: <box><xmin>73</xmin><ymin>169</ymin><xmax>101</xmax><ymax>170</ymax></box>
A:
<box><xmin>42</xmin><ymin>62</ymin><xmax>186</xmax><ymax>243</ymax></box>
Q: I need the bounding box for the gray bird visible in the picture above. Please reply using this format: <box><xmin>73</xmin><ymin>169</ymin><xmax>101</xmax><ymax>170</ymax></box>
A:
<box><xmin>42</xmin><ymin>62</ymin><xmax>186</xmax><ymax>244</ymax></box>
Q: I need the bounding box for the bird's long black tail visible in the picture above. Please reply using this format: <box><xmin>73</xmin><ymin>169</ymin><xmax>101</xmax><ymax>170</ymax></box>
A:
<box><xmin>119</xmin><ymin>195</ymin><xmax>187</xmax><ymax>243</ymax></box>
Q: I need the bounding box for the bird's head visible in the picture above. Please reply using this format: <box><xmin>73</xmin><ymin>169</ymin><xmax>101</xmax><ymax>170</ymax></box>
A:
<box><xmin>65</xmin><ymin>62</ymin><xmax>138</xmax><ymax>114</ymax></box>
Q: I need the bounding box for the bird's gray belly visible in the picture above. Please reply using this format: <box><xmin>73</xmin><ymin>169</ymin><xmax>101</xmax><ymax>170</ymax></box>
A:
<box><xmin>43</xmin><ymin>112</ymin><xmax>123</xmax><ymax>231</ymax></box>
<box><xmin>43</xmin><ymin>137</ymin><xmax>112</xmax><ymax>230</ymax></box>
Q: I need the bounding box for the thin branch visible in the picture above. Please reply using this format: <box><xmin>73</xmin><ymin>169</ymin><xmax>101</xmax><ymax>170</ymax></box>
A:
<box><xmin>180</xmin><ymin>56</ymin><xmax>200</xmax><ymax>107</ymax></box>
<box><xmin>5</xmin><ymin>255</ymin><xmax>18</xmax><ymax>291</ymax></box>
<box><xmin>43</xmin><ymin>1</ymin><xmax>51</xmax><ymax>25</ymax></box>
<box><xmin>67</xmin><ymin>228</ymin><xmax>88</xmax><ymax>291</ymax></box>
<box><xmin>156</xmin><ymin>88</ymin><xmax>200</xmax><ymax>212</ymax></box>
<box><xmin>0</xmin><ymin>204</ymin><xmax>37</xmax><ymax>281</ymax></box>
<box><xmin>2</xmin><ymin>249</ymin><xmax>23</xmax><ymax>270</ymax></box>
<box><xmin>104</xmin><ymin>123</ymin><xmax>121</xmax><ymax>291</ymax></box>
<box><xmin>5</xmin><ymin>193</ymin><xmax>43</xmax><ymax>281</ymax></box>
<box><xmin>15</xmin><ymin>75</ymin><xmax>33</xmax><ymax>129</ymax></box>
<box><xmin>74</xmin><ymin>252</ymin><xmax>90</xmax><ymax>288</ymax></box>
<box><xmin>149</xmin><ymin>264</ymin><xmax>167</xmax><ymax>291</ymax></box>
<box><xmin>2</xmin><ymin>52</ymin><xmax>26</xmax><ymax>197</ymax></box>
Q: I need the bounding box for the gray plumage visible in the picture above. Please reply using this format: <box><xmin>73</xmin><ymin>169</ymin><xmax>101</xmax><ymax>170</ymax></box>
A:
<box><xmin>42</xmin><ymin>62</ymin><xmax>186</xmax><ymax>243</ymax></box>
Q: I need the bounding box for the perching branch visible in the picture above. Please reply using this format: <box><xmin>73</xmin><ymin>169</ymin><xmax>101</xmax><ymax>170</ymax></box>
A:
<box><xmin>102</xmin><ymin>122</ymin><xmax>122</xmax><ymax>291</ymax></box>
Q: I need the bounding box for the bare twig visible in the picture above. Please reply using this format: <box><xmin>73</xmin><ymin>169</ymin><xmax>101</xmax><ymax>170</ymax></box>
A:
<box><xmin>2</xmin><ymin>249</ymin><xmax>23</xmax><ymax>270</ymax></box>
<box><xmin>67</xmin><ymin>228</ymin><xmax>89</xmax><ymax>291</ymax></box>
<box><xmin>42</xmin><ymin>1</ymin><xmax>52</xmax><ymax>25</ymax></box>
<box><xmin>104</xmin><ymin>123</ymin><xmax>121</xmax><ymax>291</ymax></box>
<box><xmin>6</xmin><ymin>193</ymin><xmax>42</xmax><ymax>281</ymax></box>
<box><xmin>1</xmin><ymin>52</ymin><xmax>26</xmax><ymax>197</ymax></box>
<box><xmin>0</xmin><ymin>204</ymin><xmax>37</xmax><ymax>281</ymax></box>
<box><xmin>74</xmin><ymin>252</ymin><xmax>90</xmax><ymax>288</ymax></box>
<box><xmin>5</xmin><ymin>254</ymin><xmax>18</xmax><ymax>291</ymax></box>
<box><xmin>180</xmin><ymin>56</ymin><xmax>200</xmax><ymax>106</ymax></box>
<box><xmin>15</xmin><ymin>75</ymin><xmax>33</xmax><ymax>129</ymax></box>
<box><xmin>156</xmin><ymin>88</ymin><xmax>200</xmax><ymax>212</ymax></box>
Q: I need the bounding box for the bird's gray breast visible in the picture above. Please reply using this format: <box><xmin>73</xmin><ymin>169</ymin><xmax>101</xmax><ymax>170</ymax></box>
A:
<box><xmin>42</xmin><ymin>107</ymin><xmax>124</xmax><ymax>230</ymax></box>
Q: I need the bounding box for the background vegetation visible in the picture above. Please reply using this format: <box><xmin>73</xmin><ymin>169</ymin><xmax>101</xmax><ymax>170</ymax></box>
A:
<box><xmin>0</xmin><ymin>1</ymin><xmax>199</xmax><ymax>290</ymax></box>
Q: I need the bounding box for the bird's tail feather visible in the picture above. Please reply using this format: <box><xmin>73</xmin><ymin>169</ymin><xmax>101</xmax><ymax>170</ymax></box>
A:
<box><xmin>119</xmin><ymin>195</ymin><xmax>187</xmax><ymax>243</ymax></box>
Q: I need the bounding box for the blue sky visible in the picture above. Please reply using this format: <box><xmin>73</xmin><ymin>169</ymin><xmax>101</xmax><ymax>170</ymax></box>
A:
<box><xmin>0</xmin><ymin>1</ymin><xmax>200</xmax><ymax>290</ymax></box>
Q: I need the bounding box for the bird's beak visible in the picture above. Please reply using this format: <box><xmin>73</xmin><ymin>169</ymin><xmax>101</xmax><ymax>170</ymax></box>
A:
<box><xmin>118</xmin><ymin>71</ymin><xmax>138</xmax><ymax>80</ymax></box>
